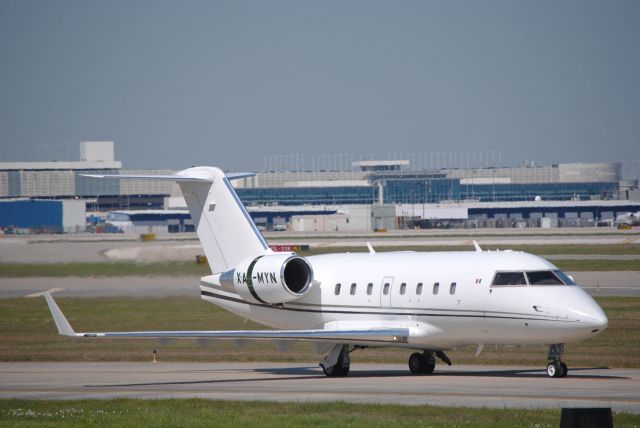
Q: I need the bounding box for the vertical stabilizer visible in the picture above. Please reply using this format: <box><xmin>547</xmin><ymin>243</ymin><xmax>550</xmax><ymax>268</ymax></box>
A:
<box><xmin>176</xmin><ymin>167</ymin><xmax>269</xmax><ymax>273</ymax></box>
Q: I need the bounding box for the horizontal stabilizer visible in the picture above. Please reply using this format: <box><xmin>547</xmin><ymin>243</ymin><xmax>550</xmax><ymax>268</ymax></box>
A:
<box><xmin>42</xmin><ymin>293</ymin><xmax>408</xmax><ymax>344</ymax></box>
<box><xmin>79</xmin><ymin>171</ymin><xmax>254</xmax><ymax>182</ymax></box>
<box><xmin>80</xmin><ymin>173</ymin><xmax>210</xmax><ymax>182</ymax></box>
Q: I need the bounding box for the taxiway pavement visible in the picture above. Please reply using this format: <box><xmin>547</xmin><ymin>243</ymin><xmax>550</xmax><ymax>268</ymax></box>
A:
<box><xmin>1</xmin><ymin>362</ymin><xmax>638</xmax><ymax>412</ymax></box>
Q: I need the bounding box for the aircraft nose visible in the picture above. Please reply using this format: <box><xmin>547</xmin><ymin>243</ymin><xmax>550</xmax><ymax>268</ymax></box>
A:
<box><xmin>587</xmin><ymin>306</ymin><xmax>608</xmax><ymax>332</ymax></box>
<box><xmin>577</xmin><ymin>293</ymin><xmax>608</xmax><ymax>333</ymax></box>
<box><xmin>566</xmin><ymin>287</ymin><xmax>608</xmax><ymax>333</ymax></box>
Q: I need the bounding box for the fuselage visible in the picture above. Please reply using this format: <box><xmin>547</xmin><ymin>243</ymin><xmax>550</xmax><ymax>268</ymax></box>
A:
<box><xmin>200</xmin><ymin>250</ymin><xmax>608</xmax><ymax>350</ymax></box>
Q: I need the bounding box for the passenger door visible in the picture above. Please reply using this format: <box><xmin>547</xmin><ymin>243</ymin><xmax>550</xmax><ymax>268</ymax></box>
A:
<box><xmin>380</xmin><ymin>276</ymin><xmax>394</xmax><ymax>307</ymax></box>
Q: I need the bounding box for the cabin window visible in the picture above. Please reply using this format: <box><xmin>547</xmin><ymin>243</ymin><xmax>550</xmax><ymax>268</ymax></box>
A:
<box><xmin>416</xmin><ymin>283</ymin><xmax>423</xmax><ymax>295</ymax></box>
<box><xmin>367</xmin><ymin>283</ymin><xmax>373</xmax><ymax>295</ymax></box>
<box><xmin>350</xmin><ymin>283</ymin><xmax>357</xmax><ymax>295</ymax></box>
<box><xmin>383</xmin><ymin>282</ymin><xmax>390</xmax><ymax>295</ymax></box>
<box><xmin>492</xmin><ymin>272</ymin><xmax>527</xmax><ymax>286</ymax></box>
<box><xmin>449</xmin><ymin>282</ymin><xmax>456</xmax><ymax>295</ymax></box>
<box><xmin>400</xmin><ymin>283</ymin><xmax>406</xmax><ymax>295</ymax></box>
<box><xmin>334</xmin><ymin>283</ymin><xmax>341</xmax><ymax>295</ymax></box>
<box><xmin>433</xmin><ymin>282</ymin><xmax>439</xmax><ymax>295</ymax></box>
<box><xmin>526</xmin><ymin>271</ymin><xmax>564</xmax><ymax>285</ymax></box>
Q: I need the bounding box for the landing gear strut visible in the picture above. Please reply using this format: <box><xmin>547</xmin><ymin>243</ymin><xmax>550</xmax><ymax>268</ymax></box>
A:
<box><xmin>320</xmin><ymin>344</ymin><xmax>350</xmax><ymax>377</ymax></box>
<box><xmin>546</xmin><ymin>344</ymin><xmax>568</xmax><ymax>378</ymax></box>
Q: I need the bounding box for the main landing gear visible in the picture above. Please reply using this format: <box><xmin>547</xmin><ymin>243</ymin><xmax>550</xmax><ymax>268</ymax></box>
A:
<box><xmin>408</xmin><ymin>350</ymin><xmax>451</xmax><ymax>375</ymax></box>
<box><xmin>546</xmin><ymin>343</ymin><xmax>568</xmax><ymax>378</ymax></box>
<box><xmin>320</xmin><ymin>344</ymin><xmax>351</xmax><ymax>377</ymax></box>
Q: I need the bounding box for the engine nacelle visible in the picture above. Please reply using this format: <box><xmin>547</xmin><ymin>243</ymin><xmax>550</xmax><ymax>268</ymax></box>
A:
<box><xmin>225</xmin><ymin>254</ymin><xmax>313</xmax><ymax>304</ymax></box>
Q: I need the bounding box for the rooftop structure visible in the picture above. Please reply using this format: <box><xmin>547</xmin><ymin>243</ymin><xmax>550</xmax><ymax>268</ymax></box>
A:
<box><xmin>80</xmin><ymin>141</ymin><xmax>115</xmax><ymax>162</ymax></box>
<box><xmin>352</xmin><ymin>160</ymin><xmax>409</xmax><ymax>171</ymax></box>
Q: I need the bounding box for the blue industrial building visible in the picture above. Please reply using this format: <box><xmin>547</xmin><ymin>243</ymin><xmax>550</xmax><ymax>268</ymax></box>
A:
<box><xmin>0</xmin><ymin>199</ymin><xmax>85</xmax><ymax>233</ymax></box>
<box><xmin>106</xmin><ymin>210</ymin><xmax>194</xmax><ymax>233</ymax></box>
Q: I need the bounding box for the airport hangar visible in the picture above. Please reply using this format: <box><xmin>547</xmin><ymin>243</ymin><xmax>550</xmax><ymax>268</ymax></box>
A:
<box><xmin>1</xmin><ymin>141</ymin><xmax>639</xmax><ymax>233</ymax></box>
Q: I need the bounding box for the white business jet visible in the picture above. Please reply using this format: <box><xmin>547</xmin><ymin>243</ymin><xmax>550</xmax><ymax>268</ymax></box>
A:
<box><xmin>615</xmin><ymin>211</ymin><xmax>640</xmax><ymax>226</ymax></box>
<box><xmin>44</xmin><ymin>167</ymin><xmax>608</xmax><ymax>378</ymax></box>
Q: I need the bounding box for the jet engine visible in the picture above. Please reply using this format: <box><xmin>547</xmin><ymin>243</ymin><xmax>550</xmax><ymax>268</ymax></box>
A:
<box><xmin>225</xmin><ymin>254</ymin><xmax>314</xmax><ymax>304</ymax></box>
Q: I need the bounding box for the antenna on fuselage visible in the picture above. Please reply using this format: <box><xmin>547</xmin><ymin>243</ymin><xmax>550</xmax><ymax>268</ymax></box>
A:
<box><xmin>472</xmin><ymin>240</ymin><xmax>482</xmax><ymax>252</ymax></box>
<box><xmin>366</xmin><ymin>242</ymin><xmax>376</xmax><ymax>254</ymax></box>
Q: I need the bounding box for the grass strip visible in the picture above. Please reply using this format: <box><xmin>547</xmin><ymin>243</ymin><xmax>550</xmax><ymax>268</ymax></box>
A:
<box><xmin>1</xmin><ymin>296</ymin><xmax>638</xmax><ymax>368</ymax></box>
<box><xmin>1</xmin><ymin>399</ymin><xmax>639</xmax><ymax>427</ymax></box>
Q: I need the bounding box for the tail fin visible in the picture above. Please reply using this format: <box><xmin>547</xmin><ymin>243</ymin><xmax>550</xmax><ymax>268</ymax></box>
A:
<box><xmin>82</xmin><ymin>167</ymin><xmax>269</xmax><ymax>273</ymax></box>
<box><xmin>176</xmin><ymin>167</ymin><xmax>269</xmax><ymax>273</ymax></box>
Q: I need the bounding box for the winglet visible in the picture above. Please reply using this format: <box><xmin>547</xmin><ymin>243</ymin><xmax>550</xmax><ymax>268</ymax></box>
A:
<box><xmin>472</xmin><ymin>240</ymin><xmax>482</xmax><ymax>252</ymax></box>
<box><xmin>79</xmin><ymin>173</ymin><xmax>211</xmax><ymax>182</ymax></box>
<box><xmin>43</xmin><ymin>292</ymin><xmax>76</xmax><ymax>336</ymax></box>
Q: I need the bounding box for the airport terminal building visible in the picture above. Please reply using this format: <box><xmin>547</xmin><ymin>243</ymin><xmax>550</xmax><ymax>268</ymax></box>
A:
<box><xmin>233</xmin><ymin>161</ymin><xmax>630</xmax><ymax>205</ymax></box>
<box><xmin>1</xmin><ymin>142</ymin><xmax>639</xmax><ymax>232</ymax></box>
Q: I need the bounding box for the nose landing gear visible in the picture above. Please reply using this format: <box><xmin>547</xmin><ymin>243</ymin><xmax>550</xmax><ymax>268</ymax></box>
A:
<box><xmin>547</xmin><ymin>344</ymin><xmax>568</xmax><ymax>378</ymax></box>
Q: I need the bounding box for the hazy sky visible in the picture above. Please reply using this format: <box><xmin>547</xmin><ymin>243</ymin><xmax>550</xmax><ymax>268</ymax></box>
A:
<box><xmin>1</xmin><ymin>0</ymin><xmax>639</xmax><ymax>175</ymax></box>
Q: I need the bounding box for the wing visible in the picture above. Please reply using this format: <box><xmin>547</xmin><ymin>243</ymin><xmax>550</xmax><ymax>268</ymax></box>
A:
<box><xmin>43</xmin><ymin>293</ymin><xmax>408</xmax><ymax>345</ymax></box>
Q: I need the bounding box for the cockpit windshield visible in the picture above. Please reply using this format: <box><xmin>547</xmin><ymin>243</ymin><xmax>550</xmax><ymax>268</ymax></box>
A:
<box><xmin>526</xmin><ymin>271</ymin><xmax>563</xmax><ymax>285</ymax></box>
<box><xmin>553</xmin><ymin>270</ymin><xmax>576</xmax><ymax>285</ymax></box>
<box><xmin>492</xmin><ymin>272</ymin><xmax>527</xmax><ymax>286</ymax></box>
<box><xmin>491</xmin><ymin>270</ymin><xmax>576</xmax><ymax>286</ymax></box>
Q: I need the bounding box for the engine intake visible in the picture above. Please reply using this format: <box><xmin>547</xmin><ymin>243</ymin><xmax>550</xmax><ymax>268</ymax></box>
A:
<box><xmin>228</xmin><ymin>254</ymin><xmax>313</xmax><ymax>304</ymax></box>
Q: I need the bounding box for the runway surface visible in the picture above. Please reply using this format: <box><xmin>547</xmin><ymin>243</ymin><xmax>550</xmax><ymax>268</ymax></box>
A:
<box><xmin>1</xmin><ymin>362</ymin><xmax>638</xmax><ymax>412</ymax></box>
<box><xmin>2</xmin><ymin>271</ymin><xmax>639</xmax><ymax>298</ymax></box>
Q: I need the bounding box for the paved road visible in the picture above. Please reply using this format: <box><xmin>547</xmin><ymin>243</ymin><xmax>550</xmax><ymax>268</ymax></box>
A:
<box><xmin>0</xmin><ymin>362</ymin><xmax>638</xmax><ymax>412</ymax></box>
<box><xmin>1</xmin><ymin>271</ymin><xmax>638</xmax><ymax>298</ymax></box>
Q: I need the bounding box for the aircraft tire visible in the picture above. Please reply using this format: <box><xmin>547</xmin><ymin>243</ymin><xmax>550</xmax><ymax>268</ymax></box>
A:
<box><xmin>409</xmin><ymin>352</ymin><xmax>426</xmax><ymax>375</ymax></box>
<box><xmin>322</xmin><ymin>350</ymin><xmax>350</xmax><ymax>377</ymax></box>
<box><xmin>547</xmin><ymin>362</ymin><xmax>565</xmax><ymax>378</ymax></box>
<box><xmin>423</xmin><ymin>359</ymin><xmax>436</xmax><ymax>374</ymax></box>
<box><xmin>322</xmin><ymin>364</ymin><xmax>349</xmax><ymax>377</ymax></box>
<box><xmin>560</xmin><ymin>362</ymin><xmax>568</xmax><ymax>378</ymax></box>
